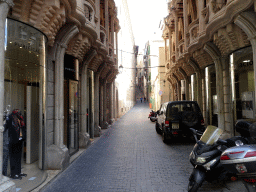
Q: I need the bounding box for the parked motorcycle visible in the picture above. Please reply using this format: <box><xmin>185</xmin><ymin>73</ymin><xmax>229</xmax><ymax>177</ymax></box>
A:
<box><xmin>188</xmin><ymin>125</ymin><xmax>248</xmax><ymax>192</ymax></box>
<box><xmin>221</xmin><ymin>144</ymin><xmax>256</xmax><ymax>192</ymax></box>
<box><xmin>148</xmin><ymin>110</ymin><xmax>157</xmax><ymax>122</ymax></box>
<box><xmin>220</xmin><ymin>121</ymin><xmax>256</xmax><ymax>192</ymax></box>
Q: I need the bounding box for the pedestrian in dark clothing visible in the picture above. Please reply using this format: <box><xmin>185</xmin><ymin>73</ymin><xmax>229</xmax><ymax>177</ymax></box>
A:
<box><xmin>144</xmin><ymin>97</ymin><xmax>146</xmax><ymax>103</ymax></box>
<box><xmin>6</xmin><ymin>109</ymin><xmax>27</xmax><ymax>180</ymax></box>
<box><xmin>2</xmin><ymin>119</ymin><xmax>9</xmax><ymax>176</ymax></box>
<box><xmin>140</xmin><ymin>97</ymin><xmax>143</xmax><ymax>103</ymax></box>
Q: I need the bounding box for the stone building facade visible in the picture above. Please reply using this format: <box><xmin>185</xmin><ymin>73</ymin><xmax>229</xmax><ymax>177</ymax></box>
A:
<box><xmin>0</xmin><ymin>0</ymin><xmax>121</xmax><ymax>190</ymax></box>
<box><xmin>162</xmin><ymin>0</ymin><xmax>256</xmax><ymax>137</ymax></box>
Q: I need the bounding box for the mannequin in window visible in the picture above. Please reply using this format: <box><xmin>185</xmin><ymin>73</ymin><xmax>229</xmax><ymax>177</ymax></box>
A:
<box><xmin>7</xmin><ymin>109</ymin><xmax>27</xmax><ymax>180</ymax></box>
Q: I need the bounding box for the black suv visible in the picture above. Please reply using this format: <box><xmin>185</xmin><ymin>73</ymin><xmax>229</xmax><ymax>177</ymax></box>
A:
<box><xmin>155</xmin><ymin>101</ymin><xmax>205</xmax><ymax>143</ymax></box>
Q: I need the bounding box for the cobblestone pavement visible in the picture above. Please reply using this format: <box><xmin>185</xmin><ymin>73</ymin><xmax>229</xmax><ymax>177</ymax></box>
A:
<box><xmin>42</xmin><ymin>102</ymin><xmax>247</xmax><ymax>192</ymax></box>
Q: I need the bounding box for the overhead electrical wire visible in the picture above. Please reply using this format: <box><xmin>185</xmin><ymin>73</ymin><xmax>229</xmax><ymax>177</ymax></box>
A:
<box><xmin>115</xmin><ymin>48</ymin><xmax>159</xmax><ymax>57</ymax></box>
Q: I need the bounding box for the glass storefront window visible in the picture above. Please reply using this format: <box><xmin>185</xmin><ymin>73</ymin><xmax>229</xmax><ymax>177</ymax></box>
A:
<box><xmin>4</xmin><ymin>19</ymin><xmax>47</xmax><ymax>166</ymax></box>
<box><xmin>230</xmin><ymin>46</ymin><xmax>254</xmax><ymax>120</ymax></box>
<box><xmin>205</xmin><ymin>65</ymin><xmax>217</xmax><ymax>126</ymax></box>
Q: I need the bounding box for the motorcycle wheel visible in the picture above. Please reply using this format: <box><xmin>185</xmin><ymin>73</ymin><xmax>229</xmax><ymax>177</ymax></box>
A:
<box><xmin>188</xmin><ymin>178</ymin><xmax>200</xmax><ymax>192</ymax></box>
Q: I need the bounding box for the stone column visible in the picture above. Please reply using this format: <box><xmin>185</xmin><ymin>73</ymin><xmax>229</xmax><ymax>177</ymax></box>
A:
<box><xmin>174</xmin><ymin>12</ymin><xmax>179</xmax><ymax>61</ymax></box>
<box><xmin>222</xmin><ymin>58</ymin><xmax>233</xmax><ymax>136</ymax></box>
<box><xmin>89</xmin><ymin>71</ymin><xmax>95</xmax><ymax>138</ymax></box>
<box><xmin>108</xmin><ymin>82</ymin><xmax>112</xmax><ymax>122</ymax></box>
<box><xmin>173</xmin><ymin>74</ymin><xmax>180</xmax><ymax>101</ymax></box>
<box><xmin>204</xmin><ymin>42</ymin><xmax>225</xmax><ymax>131</ymax></box>
<box><xmin>109</xmin><ymin>81</ymin><xmax>116</xmax><ymax>124</ymax></box>
<box><xmin>178</xmin><ymin>67</ymin><xmax>189</xmax><ymax>100</ymax></box>
<box><xmin>0</xmin><ymin>0</ymin><xmax>16</xmax><ymax>191</ymax></box>
<box><xmin>95</xmin><ymin>0</ymin><xmax>101</xmax><ymax>38</ymax></box>
<box><xmin>1</xmin><ymin>4</ymin><xmax>17</xmax><ymax>192</ymax></box>
<box><xmin>105</xmin><ymin>0</ymin><xmax>109</xmax><ymax>52</ymax></box>
<box><xmin>205</xmin><ymin>66</ymin><xmax>212</xmax><ymax>125</ymax></box>
<box><xmin>99</xmin><ymin>81</ymin><xmax>104</xmax><ymax>127</ymax></box>
<box><xmin>115</xmin><ymin>32</ymin><xmax>118</xmax><ymax>59</ymax></box>
<box><xmin>111</xmin><ymin>14</ymin><xmax>114</xmax><ymax>45</ymax></box>
<box><xmin>112</xmin><ymin>81</ymin><xmax>116</xmax><ymax>120</ymax></box>
<box><xmin>183</xmin><ymin>0</ymin><xmax>188</xmax><ymax>48</ymax></box>
<box><xmin>201</xmin><ymin>70</ymin><xmax>207</xmax><ymax>125</ymax></box>
<box><xmin>103</xmin><ymin>80</ymin><xmax>107</xmax><ymax>127</ymax></box>
<box><xmin>80</xmin><ymin>49</ymin><xmax>97</xmax><ymax>146</ymax></box>
<box><xmin>80</xmin><ymin>65</ymin><xmax>89</xmax><ymax>146</ymax></box>
<box><xmin>47</xmin><ymin>25</ymin><xmax>79</xmax><ymax>170</ymax></box>
<box><xmin>188</xmin><ymin>59</ymin><xmax>202</xmax><ymax>109</ymax></box>
<box><xmin>94</xmin><ymin>73</ymin><xmax>100</xmax><ymax>136</ymax></box>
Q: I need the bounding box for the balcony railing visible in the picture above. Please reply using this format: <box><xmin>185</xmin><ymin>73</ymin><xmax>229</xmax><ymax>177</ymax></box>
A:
<box><xmin>177</xmin><ymin>39</ymin><xmax>185</xmax><ymax>57</ymax></box>
<box><xmin>100</xmin><ymin>25</ymin><xmax>106</xmax><ymax>46</ymax></box>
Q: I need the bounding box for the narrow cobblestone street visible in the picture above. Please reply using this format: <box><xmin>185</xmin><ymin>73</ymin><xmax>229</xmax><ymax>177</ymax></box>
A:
<box><xmin>42</xmin><ymin>102</ymin><xmax>246</xmax><ymax>192</ymax></box>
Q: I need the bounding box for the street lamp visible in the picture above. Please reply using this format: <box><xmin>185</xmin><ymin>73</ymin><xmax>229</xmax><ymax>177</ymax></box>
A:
<box><xmin>119</xmin><ymin>64</ymin><xmax>123</xmax><ymax>74</ymax></box>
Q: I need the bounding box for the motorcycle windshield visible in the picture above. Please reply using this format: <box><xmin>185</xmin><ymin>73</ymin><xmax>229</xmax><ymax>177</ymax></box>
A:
<box><xmin>200</xmin><ymin>125</ymin><xmax>223</xmax><ymax>145</ymax></box>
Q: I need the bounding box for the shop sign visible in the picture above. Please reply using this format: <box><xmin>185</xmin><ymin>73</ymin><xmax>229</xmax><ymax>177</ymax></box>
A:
<box><xmin>13</xmin><ymin>41</ymin><xmax>40</xmax><ymax>53</ymax></box>
<box><xmin>238</xmin><ymin>60</ymin><xmax>253</xmax><ymax>69</ymax></box>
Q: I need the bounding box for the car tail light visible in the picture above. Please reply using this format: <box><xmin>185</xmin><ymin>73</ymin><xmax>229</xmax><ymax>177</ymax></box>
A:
<box><xmin>172</xmin><ymin>131</ymin><xmax>178</xmax><ymax>135</ymax></box>
<box><xmin>165</xmin><ymin>120</ymin><xmax>169</xmax><ymax>128</ymax></box>
<box><xmin>201</xmin><ymin>119</ymin><xmax>204</xmax><ymax>126</ymax></box>
<box><xmin>220</xmin><ymin>155</ymin><xmax>230</xmax><ymax>160</ymax></box>
<box><xmin>244</xmin><ymin>151</ymin><xmax>256</xmax><ymax>158</ymax></box>
<box><xmin>231</xmin><ymin>176</ymin><xmax>237</xmax><ymax>181</ymax></box>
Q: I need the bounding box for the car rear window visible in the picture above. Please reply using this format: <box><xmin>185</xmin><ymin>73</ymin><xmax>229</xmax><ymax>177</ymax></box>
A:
<box><xmin>167</xmin><ymin>103</ymin><xmax>198</xmax><ymax>116</ymax></box>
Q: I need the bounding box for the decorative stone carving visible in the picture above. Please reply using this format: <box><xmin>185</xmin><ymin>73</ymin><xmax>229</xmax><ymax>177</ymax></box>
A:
<box><xmin>191</xmin><ymin>26</ymin><xmax>198</xmax><ymax>39</ymax></box>
<box><xmin>211</xmin><ymin>0</ymin><xmax>226</xmax><ymax>13</ymax></box>
<box><xmin>202</xmin><ymin>6</ymin><xmax>209</xmax><ymax>24</ymax></box>
<box><xmin>186</xmin><ymin>33</ymin><xmax>190</xmax><ymax>45</ymax></box>
<box><xmin>0</xmin><ymin>0</ymin><xmax>14</xmax><ymax>7</ymax></box>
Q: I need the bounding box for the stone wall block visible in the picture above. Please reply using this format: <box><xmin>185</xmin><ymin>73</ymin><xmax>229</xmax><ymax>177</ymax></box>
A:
<box><xmin>48</xmin><ymin>82</ymin><xmax>54</xmax><ymax>95</ymax></box>
<box><xmin>225</xmin><ymin>113</ymin><xmax>231</xmax><ymax>124</ymax></box>
<box><xmin>48</xmin><ymin>69</ymin><xmax>54</xmax><ymax>82</ymax></box>
<box><xmin>79</xmin><ymin>132</ymin><xmax>91</xmax><ymax>148</ymax></box>
<box><xmin>47</xmin><ymin>145</ymin><xmax>70</xmax><ymax>170</ymax></box>
<box><xmin>47</xmin><ymin>95</ymin><xmax>54</xmax><ymax>107</ymax></box>
<box><xmin>47</xmin><ymin>132</ymin><xmax>54</xmax><ymax>146</ymax></box>
<box><xmin>47</xmin><ymin>106</ymin><xmax>54</xmax><ymax>120</ymax></box>
<box><xmin>47</xmin><ymin>119</ymin><xmax>54</xmax><ymax>133</ymax></box>
<box><xmin>224</xmin><ymin>103</ymin><xmax>230</xmax><ymax>113</ymax></box>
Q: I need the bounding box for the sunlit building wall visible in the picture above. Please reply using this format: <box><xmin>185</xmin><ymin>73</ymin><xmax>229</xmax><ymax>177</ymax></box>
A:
<box><xmin>145</xmin><ymin>31</ymin><xmax>164</xmax><ymax>110</ymax></box>
<box><xmin>115</xmin><ymin>0</ymin><xmax>136</xmax><ymax>117</ymax></box>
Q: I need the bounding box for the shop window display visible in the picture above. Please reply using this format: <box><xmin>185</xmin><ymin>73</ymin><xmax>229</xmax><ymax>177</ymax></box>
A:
<box><xmin>230</xmin><ymin>46</ymin><xmax>254</xmax><ymax>120</ymax></box>
<box><xmin>4</xmin><ymin>18</ymin><xmax>47</xmax><ymax>171</ymax></box>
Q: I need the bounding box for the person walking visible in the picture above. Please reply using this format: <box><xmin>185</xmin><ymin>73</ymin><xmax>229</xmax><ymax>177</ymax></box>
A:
<box><xmin>144</xmin><ymin>97</ymin><xmax>146</xmax><ymax>103</ymax></box>
<box><xmin>140</xmin><ymin>97</ymin><xmax>143</xmax><ymax>103</ymax></box>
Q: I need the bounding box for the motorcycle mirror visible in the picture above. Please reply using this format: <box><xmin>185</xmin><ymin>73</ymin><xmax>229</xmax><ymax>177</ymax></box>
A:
<box><xmin>190</xmin><ymin>128</ymin><xmax>199</xmax><ymax>142</ymax></box>
<box><xmin>190</xmin><ymin>128</ymin><xmax>196</xmax><ymax>135</ymax></box>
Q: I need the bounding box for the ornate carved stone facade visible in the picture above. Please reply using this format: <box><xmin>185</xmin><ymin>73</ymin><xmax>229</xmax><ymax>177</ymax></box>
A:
<box><xmin>162</xmin><ymin>0</ymin><xmax>256</xmax><ymax>136</ymax></box>
<box><xmin>0</xmin><ymin>1</ymin><xmax>123</xmax><ymax>189</ymax></box>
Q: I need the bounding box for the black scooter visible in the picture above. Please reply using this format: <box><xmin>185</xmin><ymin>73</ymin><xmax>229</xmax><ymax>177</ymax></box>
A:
<box><xmin>188</xmin><ymin>126</ymin><xmax>248</xmax><ymax>192</ymax></box>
